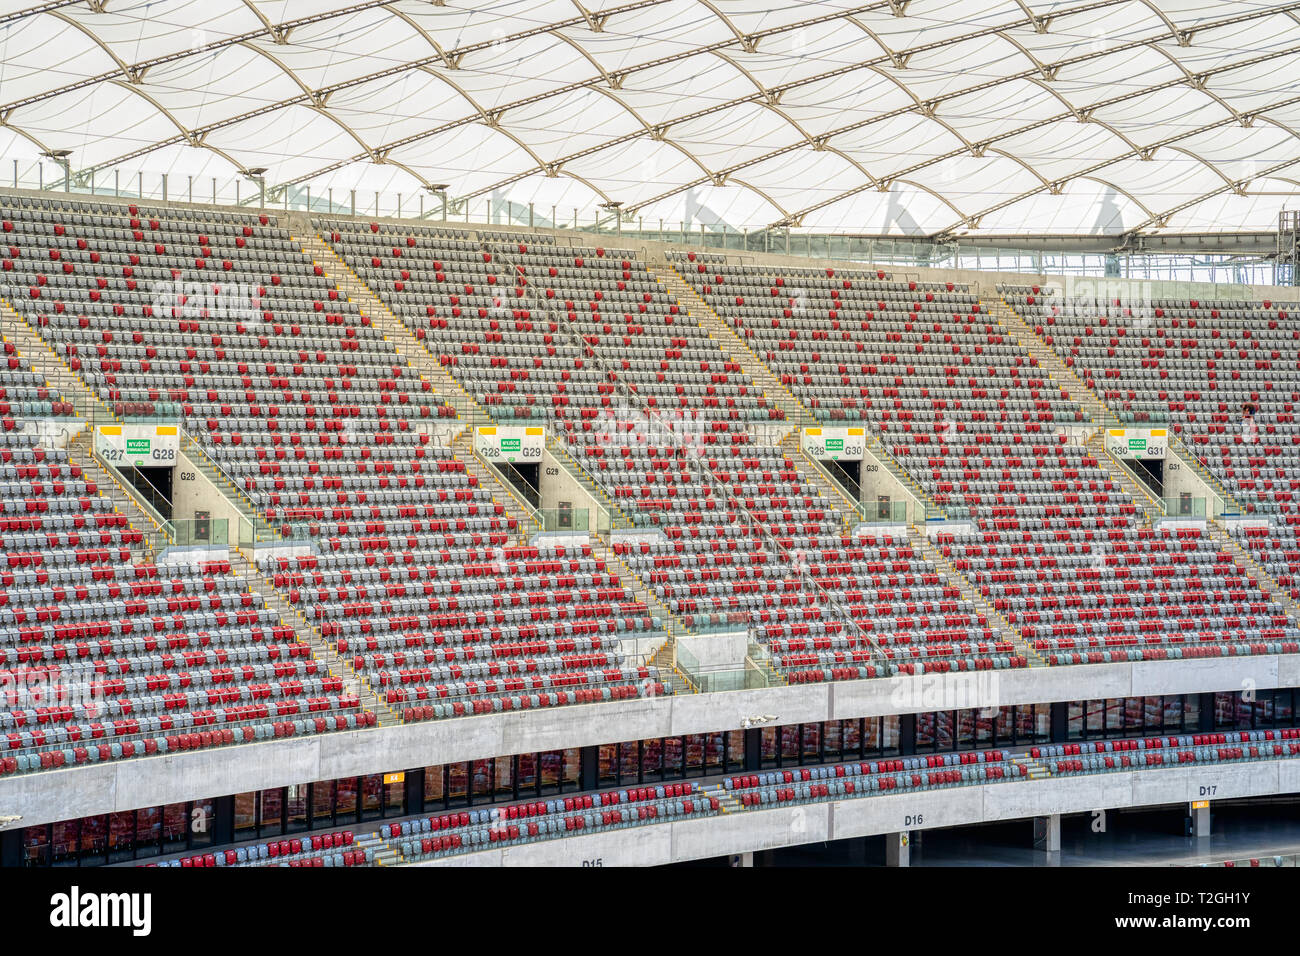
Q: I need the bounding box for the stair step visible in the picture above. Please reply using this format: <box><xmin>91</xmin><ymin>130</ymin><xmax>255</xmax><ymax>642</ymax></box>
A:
<box><xmin>228</xmin><ymin>550</ymin><xmax>400</xmax><ymax>726</ymax></box>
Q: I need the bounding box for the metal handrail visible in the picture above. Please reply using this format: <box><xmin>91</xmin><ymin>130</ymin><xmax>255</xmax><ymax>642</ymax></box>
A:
<box><xmin>664</xmin><ymin>262</ymin><xmax>937</xmax><ymax>517</ymax></box>
<box><xmin>482</xmin><ymin>241</ymin><xmax>893</xmax><ymax>673</ymax></box>
<box><xmin>474</xmin><ymin>449</ymin><xmax>544</xmax><ymax>533</ymax></box>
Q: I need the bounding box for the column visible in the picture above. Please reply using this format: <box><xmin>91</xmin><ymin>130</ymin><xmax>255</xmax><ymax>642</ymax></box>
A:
<box><xmin>403</xmin><ymin>768</ymin><xmax>425</xmax><ymax>815</ymax></box>
<box><xmin>898</xmin><ymin>713</ymin><xmax>917</xmax><ymax>756</ymax></box>
<box><xmin>580</xmin><ymin>745</ymin><xmax>600</xmax><ymax>792</ymax></box>
<box><xmin>885</xmin><ymin>831</ymin><xmax>910</xmax><ymax>866</ymax></box>
<box><xmin>1033</xmin><ymin>813</ymin><xmax>1061</xmax><ymax>853</ymax></box>
<box><xmin>1050</xmin><ymin>701</ymin><xmax>1068</xmax><ymax>743</ymax></box>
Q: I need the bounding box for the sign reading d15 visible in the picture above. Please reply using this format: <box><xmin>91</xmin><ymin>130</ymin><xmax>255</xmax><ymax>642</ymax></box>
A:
<box><xmin>95</xmin><ymin>424</ymin><xmax>179</xmax><ymax>466</ymax></box>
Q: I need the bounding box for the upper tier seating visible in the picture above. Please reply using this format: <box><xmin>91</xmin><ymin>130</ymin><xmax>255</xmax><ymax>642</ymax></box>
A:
<box><xmin>678</xmin><ymin>254</ymin><xmax>1300</xmax><ymax>662</ymax></box>
<box><xmin>1002</xmin><ymin>283</ymin><xmax>1300</xmax><ymax>600</ymax></box>
<box><xmin>319</xmin><ymin>223</ymin><xmax>1013</xmax><ymax>677</ymax></box>
<box><xmin>1</xmin><ymin>195</ymin><xmax>668</xmax><ymax>722</ymax></box>
<box><xmin>0</xmin><ymin>409</ymin><xmax>372</xmax><ymax>778</ymax></box>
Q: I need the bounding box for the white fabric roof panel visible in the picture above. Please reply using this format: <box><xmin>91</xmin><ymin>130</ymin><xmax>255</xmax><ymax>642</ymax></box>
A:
<box><xmin>0</xmin><ymin>0</ymin><xmax>1297</xmax><ymax>237</ymax></box>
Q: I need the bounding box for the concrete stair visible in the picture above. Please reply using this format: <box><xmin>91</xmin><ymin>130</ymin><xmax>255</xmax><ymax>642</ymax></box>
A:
<box><xmin>652</xmin><ymin>271</ymin><xmax>934</xmax><ymax>519</ymax></box>
<box><xmin>778</xmin><ymin>430</ymin><xmax>859</xmax><ymax>524</ymax></box>
<box><xmin>984</xmin><ymin>289</ymin><xmax>1242</xmax><ymax>514</ymax></box>
<box><xmin>1085</xmin><ymin>431</ymin><xmax>1164</xmax><ymax>527</ymax></box>
<box><xmin>648</xmin><ymin>639</ymin><xmax>694</xmax><ymax>697</ymax></box>
<box><xmin>227</xmin><ymin>548</ymin><xmax>400</xmax><ymax>727</ymax></box>
<box><xmin>451</xmin><ymin>429</ymin><xmax>540</xmax><ymax>537</ymax></box>
<box><xmin>5</xmin><ymin>292</ymin><xmax>273</xmax><ymax>544</ymax></box>
<box><xmin>1</xmin><ymin>294</ymin><xmax>113</xmax><ymax>421</ymax></box>
<box><xmin>589</xmin><ymin>538</ymin><xmax>694</xmax><ymax>694</ymax></box>
<box><xmin>981</xmin><ymin>292</ymin><xmax>1107</xmax><ymax>425</ymax></box>
<box><xmin>1205</xmin><ymin>520</ymin><xmax>1300</xmax><ymax>629</ymax></box>
<box><xmin>1009</xmin><ymin>753</ymin><xmax>1051</xmax><ymax>780</ymax></box>
<box><xmin>651</xmin><ymin>262</ymin><xmax>811</xmax><ymax>425</ymax></box>
<box><xmin>701</xmin><ymin>782</ymin><xmax>742</xmax><ymax>815</ymax></box>
<box><xmin>354</xmin><ymin>833</ymin><xmax>401</xmax><ymax>867</ymax></box>
<box><xmin>296</xmin><ymin>232</ymin><xmax>637</xmax><ymax>529</ymax></box>
<box><xmin>746</xmin><ymin>644</ymin><xmax>787</xmax><ymax>687</ymax></box>
<box><xmin>911</xmin><ymin>526</ymin><xmax>1047</xmax><ymax>667</ymax></box>
<box><xmin>67</xmin><ymin>430</ymin><xmax>165</xmax><ymax>555</ymax></box>
<box><xmin>292</xmin><ymin>230</ymin><xmax>488</xmax><ymax>423</ymax></box>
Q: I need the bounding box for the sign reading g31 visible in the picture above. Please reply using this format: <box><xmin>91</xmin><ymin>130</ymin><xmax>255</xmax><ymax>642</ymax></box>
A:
<box><xmin>1104</xmin><ymin>428</ymin><xmax>1166</xmax><ymax>460</ymax></box>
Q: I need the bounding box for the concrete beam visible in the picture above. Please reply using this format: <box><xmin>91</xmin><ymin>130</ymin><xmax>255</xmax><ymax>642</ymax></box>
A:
<box><xmin>415</xmin><ymin>757</ymin><xmax>1300</xmax><ymax>866</ymax></box>
<box><xmin>1</xmin><ymin>654</ymin><xmax>1295</xmax><ymax>828</ymax></box>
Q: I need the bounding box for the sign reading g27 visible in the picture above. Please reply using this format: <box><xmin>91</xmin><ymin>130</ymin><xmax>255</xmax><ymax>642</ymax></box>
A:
<box><xmin>95</xmin><ymin>424</ymin><xmax>179</xmax><ymax>466</ymax></box>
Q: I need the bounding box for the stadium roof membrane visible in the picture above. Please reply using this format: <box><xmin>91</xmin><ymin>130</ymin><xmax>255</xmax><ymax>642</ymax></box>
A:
<box><xmin>1</xmin><ymin>0</ymin><xmax>1299</xmax><ymax>237</ymax></box>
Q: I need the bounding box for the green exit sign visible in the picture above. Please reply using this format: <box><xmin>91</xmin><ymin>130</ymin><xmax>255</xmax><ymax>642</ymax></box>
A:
<box><xmin>825</xmin><ymin>439</ymin><xmax>843</xmax><ymax>452</ymax></box>
<box><xmin>1128</xmin><ymin>438</ymin><xmax>1146</xmax><ymax>452</ymax></box>
<box><xmin>127</xmin><ymin>439</ymin><xmax>150</xmax><ymax>453</ymax></box>
<box><xmin>501</xmin><ymin>438</ymin><xmax>521</xmax><ymax>451</ymax></box>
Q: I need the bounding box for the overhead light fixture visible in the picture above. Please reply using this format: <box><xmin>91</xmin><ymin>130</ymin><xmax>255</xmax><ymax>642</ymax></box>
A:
<box><xmin>42</xmin><ymin>150</ymin><xmax>73</xmax><ymax>191</ymax></box>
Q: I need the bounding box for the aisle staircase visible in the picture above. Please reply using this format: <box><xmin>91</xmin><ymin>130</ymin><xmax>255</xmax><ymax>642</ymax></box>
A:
<box><xmin>779</xmin><ymin>430</ymin><xmax>860</xmax><ymax>524</ymax></box>
<box><xmin>68</xmin><ymin>430</ymin><xmax>166</xmax><ymax>554</ymax></box>
<box><xmin>652</xmin><ymin>262</ymin><xmax>810</xmax><ymax>425</ymax></box>
<box><xmin>1085</xmin><ymin>432</ymin><xmax>1164</xmax><ymax>527</ymax></box>
<box><xmin>293</xmin><ymin>230</ymin><xmax>488</xmax><ymax>424</ymax></box>
<box><xmin>228</xmin><ymin>549</ymin><xmax>400</xmax><ymax>727</ymax></box>
<box><xmin>1205</xmin><ymin>521</ymin><xmax>1300</xmax><ymax>630</ymax></box>
<box><xmin>0</xmin><ymin>294</ymin><xmax>114</xmax><ymax>422</ymax></box>
<box><xmin>912</xmin><ymin>527</ymin><xmax>1047</xmax><ymax>667</ymax></box>
<box><xmin>589</xmin><ymin>539</ymin><xmax>695</xmax><ymax>694</ymax></box>
<box><xmin>984</xmin><ymin>289</ymin><xmax>1241</xmax><ymax>515</ymax></box>
<box><xmin>1009</xmin><ymin>753</ymin><xmax>1051</xmax><ymax>781</ymax></box>
<box><xmin>451</xmin><ymin>429</ymin><xmax>540</xmax><ymax>536</ymax></box>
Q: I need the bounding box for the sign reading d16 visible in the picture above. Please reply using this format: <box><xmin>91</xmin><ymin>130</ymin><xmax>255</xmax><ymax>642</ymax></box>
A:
<box><xmin>801</xmin><ymin>426</ymin><xmax>866</xmax><ymax>461</ymax></box>
<box><xmin>95</xmin><ymin>424</ymin><xmax>179</xmax><ymax>466</ymax></box>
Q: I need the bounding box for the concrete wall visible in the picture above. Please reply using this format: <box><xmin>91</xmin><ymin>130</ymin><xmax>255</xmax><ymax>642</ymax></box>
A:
<box><xmin>418</xmin><ymin>757</ymin><xmax>1300</xmax><ymax>866</ymax></box>
<box><xmin>679</xmin><ymin>631</ymin><xmax>748</xmax><ymax>670</ymax></box>
<box><xmin>539</xmin><ymin>447</ymin><xmax>605</xmax><ymax>531</ymax></box>
<box><xmin>3</xmin><ymin>654</ymin><xmax>1297</xmax><ymax>828</ymax></box>
<box><xmin>857</xmin><ymin>448</ymin><xmax>923</xmax><ymax>523</ymax></box>
<box><xmin>1161</xmin><ymin>448</ymin><xmax>1222</xmax><ymax>516</ymax></box>
<box><xmin>172</xmin><ymin>448</ymin><xmax>250</xmax><ymax>546</ymax></box>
